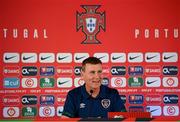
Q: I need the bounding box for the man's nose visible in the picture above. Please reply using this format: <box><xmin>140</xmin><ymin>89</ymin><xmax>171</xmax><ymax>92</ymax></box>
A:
<box><xmin>94</xmin><ymin>73</ymin><xmax>102</xmax><ymax>79</ymax></box>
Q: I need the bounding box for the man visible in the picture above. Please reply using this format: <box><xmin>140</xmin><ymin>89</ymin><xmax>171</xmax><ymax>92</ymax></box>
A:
<box><xmin>62</xmin><ymin>57</ymin><xmax>126</xmax><ymax>118</ymax></box>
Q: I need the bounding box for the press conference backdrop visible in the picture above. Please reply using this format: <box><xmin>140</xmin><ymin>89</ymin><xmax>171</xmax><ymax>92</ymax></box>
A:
<box><xmin>0</xmin><ymin>0</ymin><xmax>179</xmax><ymax>120</ymax></box>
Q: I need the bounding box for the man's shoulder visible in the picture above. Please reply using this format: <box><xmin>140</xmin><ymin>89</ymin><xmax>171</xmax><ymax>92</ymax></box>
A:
<box><xmin>68</xmin><ymin>85</ymin><xmax>83</xmax><ymax>95</ymax></box>
<box><xmin>102</xmin><ymin>85</ymin><xmax>118</xmax><ymax>94</ymax></box>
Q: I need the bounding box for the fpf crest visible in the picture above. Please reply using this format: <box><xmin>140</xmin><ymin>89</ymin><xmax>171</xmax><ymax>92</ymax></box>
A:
<box><xmin>76</xmin><ymin>5</ymin><xmax>106</xmax><ymax>44</ymax></box>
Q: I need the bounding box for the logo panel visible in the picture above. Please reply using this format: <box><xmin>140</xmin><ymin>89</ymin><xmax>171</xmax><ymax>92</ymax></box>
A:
<box><xmin>22</xmin><ymin>78</ymin><xmax>37</xmax><ymax>88</ymax></box>
<box><xmin>145</xmin><ymin>65</ymin><xmax>161</xmax><ymax>76</ymax></box>
<box><xmin>21</xmin><ymin>53</ymin><xmax>37</xmax><ymax>63</ymax></box>
<box><xmin>22</xmin><ymin>107</ymin><xmax>37</xmax><ymax>117</ymax></box>
<box><xmin>128</xmin><ymin>77</ymin><xmax>143</xmax><ymax>87</ymax></box>
<box><xmin>146</xmin><ymin>106</ymin><xmax>162</xmax><ymax>116</ymax></box>
<box><xmin>3</xmin><ymin>107</ymin><xmax>19</xmax><ymax>118</ymax></box>
<box><xmin>40</xmin><ymin>78</ymin><xmax>55</xmax><ymax>88</ymax></box>
<box><xmin>162</xmin><ymin>52</ymin><xmax>178</xmax><ymax>62</ymax></box>
<box><xmin>145</xmin><ymin>52</ymin><xmax>160</xmax><ymax>62</ymax></box>
<box><xmin>128</xmin><ymin>66</ymin><xmax>143</xmax><ymax>76</ymax></box>
<box><xmin>163</xmin><ymin>95</ymin><xmax>178</xmax><ymax>104</ymax></box>
<box><xmin>57</xmin><ymin>66</ymin><xmax>73</xmax><ymax>76</ymax></box>
<box><xmin>22</xmin><ymin>66</ymin><xmax>38</xmax><ymax>76</ymax></box>
<box><xmin>21</xmin><ymin>95</ymin><xmax>37</xmax><ymax>105</ymax></box>
<box><xmin>111</xmin><ymin>77</ymin><xmax>126</xmax><ymax>87</ymax></box>
<box><xmin>129</xmin><ymin>95</ymin><xmax>143</xmax><ymax>104</ymax></box>
<box><xmin>39</xmin><ymin>53</ymin><xmax>55</xmax><ymax>63</ymax></box>
<box><xmin>145</xmin><ymin>77</ymin><xmax>161</xmax><ymax>87</ymax></box>
<box><xmin>128</xmin><ymin>53</ymin><xmax>143</xmax><ymax>63</ymax></box>
<box><xmin>93</xmin><ymin>53</ymin><xmax>109</xmax><ymax>63</ymax></box>
<box><xmin>111</xmin><ymin>66</ymin><xmax>126</xmax><ymax>75</ymax></box>
<box><xmin>39</xmin><ymin>106</ymin><xmax>55</xmax><ymax>117</ymax></box>
<box><xmin>163</xmin><ymin>106</ymin><xmax>179</xmax><ymax>116</ymax></box>
<box><xmin>145</xmin><ymin>95</ymin><xmax>162</xmax><ymax>104</ymax></box>
<box><xmin>3</xmin><ymin>96</ymin><xmax>20</xmax><ymax>105</ymax></box>
<box><xmin>40</xmin><ymin>66</ymin><xmax>55</xmax><ymax>76</ymax></box>
<box><xmin>57</xmin><ymin>53</ymin><xmax>72</xmax><ymax>63</ymax></box>
<box><xmin>3</xmin><ymin>53</ymin><xmax>20</xmax><ymax>63</ymax></box>
<box><xmin>162</xmin><ymin>77</ymin><xmax>178</xmax><ymax>87</ymax></box>
<box><xmin>3</xmin><ymin>66</ymin><xmax>20</xmax><ymax>76</ymax></box>
<box><xmin>57</xmin><ymin>77</ymin><xmax>73</xmax><ymax>88</ymax></box>
<box><xmin>74</xmin><ymin>53</ymin><xmax>89</xmax><ymax>63</ymax></box>
<box><xmin>3</xmin><ymin>78</ymin><xmax>20</xmax><ymax>88</ymax></box>
<box><xmin>111</xmin><ymin>53</ymin><xmax>126</xmax><ymax>63</ymax></box>
<box><xmin>40</xmin><ymin>95</ymin><xmax>55</xmax><ymax>105</ymax></box>
<box><xmin>163</xmin><ymin>66</ymin><xmax>178</xmax><ymax>75</ymax></box>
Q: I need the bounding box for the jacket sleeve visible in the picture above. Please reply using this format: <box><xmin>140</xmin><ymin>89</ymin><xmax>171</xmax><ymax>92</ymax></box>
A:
<box><xmin>62</xmin><ymin>91</ymin><xmax>77</xmax><ymax>117</ymax></box>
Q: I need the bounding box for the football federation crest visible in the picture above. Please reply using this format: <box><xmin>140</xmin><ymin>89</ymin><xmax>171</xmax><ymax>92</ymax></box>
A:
<box><xmin>101</xmin><ymin>99</ymin><xmax>110</xmax><ymax>109</ymax></box>
<box><xmin>76</xmin><ymin>5</ymin><xmax>106</xmax><ymax>44</ymax></box>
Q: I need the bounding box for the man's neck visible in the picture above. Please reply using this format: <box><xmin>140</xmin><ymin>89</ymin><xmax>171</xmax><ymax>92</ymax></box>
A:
<box><xmin>85</xmin><ymin>85</ymin><xmax>100</xmax><ymax>98</ymax></box>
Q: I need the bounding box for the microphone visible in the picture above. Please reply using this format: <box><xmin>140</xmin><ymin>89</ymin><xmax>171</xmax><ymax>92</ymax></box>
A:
<box><xmin>89</xmin><ymin>90</ymin><xmax>93</xmax><ymax>99</ymax></box>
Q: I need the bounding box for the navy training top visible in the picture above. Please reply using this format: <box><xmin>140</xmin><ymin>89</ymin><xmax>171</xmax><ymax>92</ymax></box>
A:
<box><xmin>62</xmin><ymin>84</ymin><xmax>126</xmax><ymax>118</ymax></box>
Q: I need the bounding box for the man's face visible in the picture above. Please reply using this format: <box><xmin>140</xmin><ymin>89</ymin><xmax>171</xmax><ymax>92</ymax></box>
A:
<box><xmin>81</xmin><ymin>63</ymin><xmax>103</xmax><ymax>89</ymax></box>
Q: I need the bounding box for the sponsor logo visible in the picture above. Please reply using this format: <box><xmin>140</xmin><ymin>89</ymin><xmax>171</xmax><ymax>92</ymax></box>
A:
<box><xmin>57</xmin><ymin>66</ymin><xmax>73</xmax><ymax>76</ymax></box>
<box><xmin>162</xmin><ymin>52</ymin><xmax>178</xmax><ymax>62</ymax></box>
<box><xmin>74</xmin><ymin>77</ymin><xmax>85</xmax><ymax>87</ymax></box>
<box><xmin>111</xmin><ymin>77</ymin><xmax>126</xmax><ymax>87</ymax></box>
<box><xmin>57</xmin><ymin>106</ymin><xmax>64</xmax><ymax>116</ymax></box>
<box><xmin>163</xmin><ymin>95</ymin><xmax>178</xmax><ymax>104</ymax></box>
<box><xmin>129</xmin><ymin>95</ymin><xmax>143</xmax><ymax>104</ymax></box>
<box><xmin>22</xmin><ymin>107</ymin><xmax>37</xmax><ymax>117</ymax></box>
<box><xmin>21</xmin><ymin>53</ymin><xmax>37</xmax><ymax>63</ymax></box>
<box><xmin>57</xmin><ymin>95</ymin><xmax>66</xmax><ymax>105</ymax></box>
<box><xmin>3</xmin><ymin>78</ymin><xmax>20</xmax><ymax>88</ymax></box>
<box><xmin>74</xmin><ymin>53</ymin><xmax>89</xmax><ymax>63</ymax></box>
<box><xmin>145</xmin><ymin>65</ymin><xmax>161</xmax><ymax>76</ymax></box>
<box><xmin>111</xmin><ymin>53</ymin><xmax>126</xmax><ymax>63</ymax></box>
<box><xmin>93</xmin><ymin>53</ymin><xmax>109</xmax><ymax>63</ymax></box>
<box><xmin>77</xmin><ymin>5</ymin><xmax>105</xmax><ymax>44</ymax></box>
<box><xmin>145</xmin><ymin>52</ymin><xmax>160</xmax><ymax>62</ymax></box>
<box><xmin>40</xmin><ymin>78</ymin><xmax>54</xmax><ymax>88</ymax></box>
<box><xmin>128</xmin><ymin>77</ymin><xmax>143</xmax><ymax>87</ymax></box>
<box><xmin>40</xmin><ymin>66</ymin><xmax>55</xmax><ymax>76</ymax></box>
<box><xmin>39</xmin><ymin>106</ymin><xmax>55</xmax><ymax>117</ymax></box>
<box><xmin>163</xmin><ymin>66</ymin><xmax>178</xmax><ymax>75</ymax></box>
<box><xmin>163</xmin><ymin>106</ymin><xmax>179</xmax><ymax>116</ymax></box>
<box><xmin>129</xmin><ymin>106</ymin><xmax>144</xmax><ymax>112</ymax></box>
<box><xmin>3</xmin><ymin>53</ymin><xmax>20</xmax><ymax>63</ymax></box>
<box><xmin>57</xmin><ymin>77</ymin><xmax>72</xmax><ymax>88</ymax></box>
<box><xmin>146</xmin><ymin>106</ymin><xmax>162</xmax><ymax>116</ymax></box>
<box><xmin>128</xmin><ymin>53</ymin><xmax>143</xmax><ymax>63</ymax></box>
<box><xmin>22</xmin><ymin>78</ymin><xmax>37</xmax><ymax>88</ymax></box>
<box><xmin>3</xmin><ymin>96</ymin><xmax>20</xmax><ymax>105</ymax></box>
<box><xmin>128</xmin><ymin>66</ymin><xmax>143</xmax><ymax>76</ymax></box>
<box><xmin>3</xmin><ymin>107</ymin><xmax>19</xmax><ymax>118</ymax></box>
<box><xmin>102</xmin><ymin>77</ymin><xmax>109</xmax><ymax>86</ymax></box>
<box><xmin>111</xmin><ymin>66</ymin><xmax>126</xmax><ymax>75</ymax></box>
<box><xmin>145</xmin><ymin>95</ymin><xmax>161</xmax><ymax>104</ymax></box>
<box><xmin>22</xmin><ymin>66</ymin><xmax>38</xmax><ymax>76</ymax></box>
<box><xmin>40</xmin><ymin>95</ymin><xmax>55</xmax><ymax>105</ymax></box>
<box><xmin>163</xmin><ymin>77</ymin><xmax>178</xmax><ymax>87</ymax></box>
<box><xmin>3</xmin><ymin>66</ymin><xmax>20</xmax><ymax>76</ymax></box>
<box><xmin>145</xmin><ymin>77</ymin><xmax>161</xmax><ymax>87</ymax></box>
<box><xmin>21</xmin><ymin>95</ymin><xmax>37</xmax><ymax>105</ymax></box>
<box><xmin>57</xmin><ymin>53</ymin><xmax>72</xmax><ymax>63</ymax></box>
<box><xmin>74</xmin><ymin>66</ymin><xmax>82</xmax><ymax>76</ymax></box>
<box><xmin>39</xmin><ymin>53</ymin><xmax>55</xmax><ymax>63</ymax></box>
